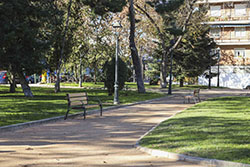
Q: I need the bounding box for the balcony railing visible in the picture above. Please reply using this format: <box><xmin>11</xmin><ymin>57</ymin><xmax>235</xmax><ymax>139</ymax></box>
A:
<box><xmin>197</xmin><ymin>0</ymin><xmax>250</xmax><ymax>4</ymax></box>
<box><xmin>213</xmin><ymin>36</ymin><xmax>250</xmax><ymax>44</ymax></box>
<box><xmin>209</xmin><ymin>16</ymin><xmax>250</xmax><ymax>22</ymax></box>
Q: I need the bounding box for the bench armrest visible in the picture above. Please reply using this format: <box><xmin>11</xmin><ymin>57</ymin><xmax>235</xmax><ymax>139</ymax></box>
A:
<box><xmin>88</xmin><ymin>96</ymin><xmax>102</xmax><ymax>105</ymax></box>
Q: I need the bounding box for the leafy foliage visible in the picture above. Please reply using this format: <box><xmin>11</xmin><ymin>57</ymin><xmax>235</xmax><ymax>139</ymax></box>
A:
<box><xmin>0</xmin><ymin>0</ymin><xmax>56</xmax><ymax>75</ymax></box>
<box><xmin>147</xmin><ymin>0</ymin><xmax>184</xmax><ymax>14</ymax></box>
<box><xmin>103</xmin><ymin>57</ymin><xmax>128</xmax><ymax>96</ymax></box>
<box><xmin>82</xmin><ymin>0</ymin><xmax>127</xmax><ymax>15</ymax></box>
<box><xmin>173</xmin><ymin>7</ymin><xmax>217</xmax><ymax>79</ymax></box>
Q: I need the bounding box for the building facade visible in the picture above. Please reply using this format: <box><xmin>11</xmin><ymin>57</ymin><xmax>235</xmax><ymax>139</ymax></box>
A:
<box><xmin>197</xmin><ymin>0</ymin><xmax>250</xmax><ymax>89</ymax></box>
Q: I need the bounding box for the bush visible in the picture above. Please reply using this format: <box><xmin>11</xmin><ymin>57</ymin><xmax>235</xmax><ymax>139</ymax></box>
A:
<box><xmin>103</xmin><ymin>57</ymin><xmax>128</xmax><ymax>96</ymax></box>
<box><xmin>149</xmin><ymin>77</ymin><xmax>160</xmax><ymax>85</ymax></box>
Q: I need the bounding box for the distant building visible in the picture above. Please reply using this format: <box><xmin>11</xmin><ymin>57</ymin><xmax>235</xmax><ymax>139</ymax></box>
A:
<box><xmin>197</xmin><ymin>0</ymin><xmax>250</xmax><ymax>89</ymax></box>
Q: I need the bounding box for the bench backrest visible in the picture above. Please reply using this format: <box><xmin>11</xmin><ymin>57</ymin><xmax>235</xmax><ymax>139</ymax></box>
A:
<box><xmin>67</xmin><ymin>92</ymin><xmax>88</xmax><ymax>106</ymax></box>
<box><xmin>193</xmin><ymin>88</ymin><xmax>200</xmax><ymax>97</ymax></box>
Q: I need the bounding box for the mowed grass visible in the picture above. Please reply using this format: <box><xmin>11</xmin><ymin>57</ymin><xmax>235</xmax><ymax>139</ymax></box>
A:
<box><xmin>54</xmin><ymin>82</ymin><xmax>221</xmax><ymax>90</ymax></box>
<box><xmin>140</xmin><ymin>96</ymin><xmax>250</xmax><ymax>164</ymax></box>
<box><xmin>50</xmin><ymin>82</ymin><xmax>162</xmax><ymax>89</ymax></box>
<box><xmin>0</xmin><ymin>86</ymin><xmax>164</xmax><ymax>127</ymax></box>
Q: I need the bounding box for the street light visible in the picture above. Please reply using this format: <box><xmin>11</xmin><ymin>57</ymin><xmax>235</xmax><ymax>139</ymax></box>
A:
<box><xmin>112</xmin><ymin>21</ymin><xmax>122</xmax><ymax>105</ymax></box>
<box><xmin>216</xmin><ymin>48</ymin><xmax>221</xmax><ymax>87</ymax></box>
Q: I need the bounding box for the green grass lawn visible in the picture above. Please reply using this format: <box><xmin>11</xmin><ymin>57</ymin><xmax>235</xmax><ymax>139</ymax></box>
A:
<box><xmin>0</xmin><ymin>86</ymin><xmax>164</xmax><ymax>127</ymax></box>
<box><xmin>47</xmin><ymin>82</ymin><xmax>162</xmax><ymax>89</ymax></box>
<box><xmin>54</xmin><ymin>82</ymin><xmax>105</xmax><ymax>88</ymax></box>
<box><xmin>48</xmin><ymin>82</ymin><xmax>222</xmax><ymax>90</ymax></box>
<box><xmin>140</xmin><ymin>96</ymin><xmax>250</xmax><ymax>164</ymax></box>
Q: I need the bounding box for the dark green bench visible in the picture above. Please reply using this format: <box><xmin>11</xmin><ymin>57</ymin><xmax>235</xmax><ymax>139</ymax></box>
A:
<box><xmin>64</xmin><ymin>92</ymin><xmax>102</xmax><ymax>120</ymax></box>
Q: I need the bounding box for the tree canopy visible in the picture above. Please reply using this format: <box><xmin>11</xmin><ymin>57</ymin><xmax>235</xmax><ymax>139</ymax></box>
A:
<box><xmin>0</xmin><ymin>0</ymin><xmax>216</xmax><ymax>96</ymax></box>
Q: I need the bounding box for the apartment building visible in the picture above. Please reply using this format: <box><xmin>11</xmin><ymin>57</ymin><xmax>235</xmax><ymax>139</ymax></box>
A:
<box><xmin>197</xmin><ymin>0</ymin><xmax>250</xmax><ymax>89</ymax></box>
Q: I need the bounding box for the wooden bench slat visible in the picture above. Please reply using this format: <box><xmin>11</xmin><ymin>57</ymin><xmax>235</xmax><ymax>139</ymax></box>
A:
<box><xmin>69</xmin><ymin>97</ymin><xmax>88</xmax><ymax>102</ymax></box>
<box><xmin>71</xmin><ymin>104</ymin><xmax>99</xmax><ymax>109</ymax></box>
<box><xmin>85</xmin><ymin>104</ymin><xmax>100</xmax><ymax>108</ymax></box>
<box><xmin>70</xmin><ymin>101</ymin><xmax>84</xmax><ymax>106</ymax></box>
<box><xmin>68</xmin><ymin>93</ymin><xmax>87</xmax><ymax>98</ymax></box>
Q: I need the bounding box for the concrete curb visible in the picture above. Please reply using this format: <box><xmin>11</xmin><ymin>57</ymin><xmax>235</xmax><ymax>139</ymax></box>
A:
<box><xmin>0</xmin><ymin>96</ymin><xmax>168</xmax><ymax>133</ymax></box>
<box><xmin>135</xmin><ymin>112</ymin><xmax>250</xmax><ymax>167</ymax></box>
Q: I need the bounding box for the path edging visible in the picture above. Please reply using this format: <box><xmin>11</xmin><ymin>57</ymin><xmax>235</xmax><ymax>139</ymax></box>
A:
<box><xmin>135</xmin><ymin>111</ymin><xmax>250</xmax><ymax>167</ymax></box>
<box><xmin>0</xmin><ymin>96</ymin><xmax>167</xmax><ymax>133</ymax></box>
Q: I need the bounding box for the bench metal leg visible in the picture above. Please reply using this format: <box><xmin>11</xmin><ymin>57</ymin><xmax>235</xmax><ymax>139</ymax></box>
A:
<box><xmin>198</xmin><ymin>95</ymin><xmax>201</xmax><ymax>102</ymax></box>
<box><xmin>64</xmin><ymin>108</ymin><xmax>70</xmax><ymax>120</ymax></box>
<box><xmin>100</xmin><ymin>104</ymin><xmax>103</xmax><ymax>116</ymax></box>
<box><xmin>193</xmin><ymin>97</ymin><xmax>197</xmax><ymax>104</ymax></box>
<box><xmin>83</xmin><ymin>107</ymin><xmax>86</xmax><ymax>119</ymax></box>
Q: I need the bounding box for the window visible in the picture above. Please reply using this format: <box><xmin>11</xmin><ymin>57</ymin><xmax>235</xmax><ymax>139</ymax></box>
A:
<box><xmin>210</xmin><ymin>28</ymin><xmax>221</xmax><ymax>38</ymax></box>
<box><xmin>235</xmin><ymin>27</ymin><xmax>246</xmax><ymax>37</ymax></box>
<box><xmin>235</xmin><ymin>4</ymin><xmax>246</xmax><ymax>16</ymax></box>
<box><xmin>210</xmin><ymin>6</ymin><xmax>221</xmax><ymax>17</ymax></box>
<box><xmin>234</xmin><ymin>48</ymin><xmax>245</xmax><ymax>58</ymax></box>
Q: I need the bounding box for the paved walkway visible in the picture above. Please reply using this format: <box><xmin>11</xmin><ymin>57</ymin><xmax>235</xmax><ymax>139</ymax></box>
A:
<box><xmin>0</xmin><ymin>88</ymin><xmax>249</xmax><ymax>167</ymax></box>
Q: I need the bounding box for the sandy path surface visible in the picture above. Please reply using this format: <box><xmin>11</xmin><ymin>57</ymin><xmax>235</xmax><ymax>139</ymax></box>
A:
<box><xmin>0</xmin><ymin>89</ymin><xmax>248</xmax><ymax>167</ymax></box>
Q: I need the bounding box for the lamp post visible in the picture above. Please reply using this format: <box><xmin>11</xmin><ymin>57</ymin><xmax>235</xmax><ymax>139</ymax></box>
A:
<box><xmin>217</xmin><ymin>48</ymin><xmax>220</xmax><ymax>87</ymax></box>
<box><xmin>113</xmin><ymin>21</ymin><xmax>122</xmax><ymax>105</ymax></box>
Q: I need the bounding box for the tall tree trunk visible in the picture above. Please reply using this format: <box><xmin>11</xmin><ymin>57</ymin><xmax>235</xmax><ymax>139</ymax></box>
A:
<box><xmin>17</xmin><ymin>71</ymin><xmax>33</xmax><ymax>97</ymax></box>
<box><xmin>161</xmin><ymin>47</ymin><xmax>168</xmax><ymax>88</ymax></box>
<box><xmin>73</xmin><ymin>64</ymin><xmax>78</xmax><ymax>83</ymax></box>
<box><xmin>79</xmin><ymin>53</ymin><xmax>83</xmax><ymax>87</ymax></box>
<box><xmin>134</xmin><ymin>4</ymin><xmax>168</xmax><ymax>88</ymax></box>
<box><xmin>129</xmin><ymin>0</ymin><xmax>145</xmax><ymax>93</ymax></box>
<box><xmin>180</xmin><ymin>77</ymin><xmax>184</xmax><ymax>87</ymax></box>
<box><xmin>9</xmin><ymin>72</ymin><xmax>16</xmax><ymax>93</ymax></box>
<box><xmin>94</xmin><ymin>67</ymin><xmax>97</xmax><ymax>84</ymax></box>
<box><xmin>55</xmin><ymin>0</ymin><xmax>72</xmax><ymax>93</ymax></box>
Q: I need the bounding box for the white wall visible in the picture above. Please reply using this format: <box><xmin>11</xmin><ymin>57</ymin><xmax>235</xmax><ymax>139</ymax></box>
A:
<box><xmin>198</xmin><ymin>65</ymin><xmax>250</xmax><ymax>89</ymax></box>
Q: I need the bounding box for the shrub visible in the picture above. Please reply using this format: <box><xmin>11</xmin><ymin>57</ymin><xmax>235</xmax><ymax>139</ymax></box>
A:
<box><xmin>103</xmin><ymin>57</ymin><xmax>128</xmax><ymax>96</ymax></box>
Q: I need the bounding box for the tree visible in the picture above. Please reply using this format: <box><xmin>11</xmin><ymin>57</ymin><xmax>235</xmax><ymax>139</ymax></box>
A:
<box><xmin>136</xmin><ymin>0</ymin><xmax>197</xmax><ymax>88</ymax></box>
<box><xmin>83</xmin><ymin>0</ymin><xmax>146</xmax><ymax>93</ymax></box>
<box><xmin>0</xmin><ymin>0</ymin><xmax>58</xmax><ymax>96</ymax></box>
<box><xmin>173</xmin><ymin>7</ymin><xmax>217</xmax><ymax>87</ymax></box>
<box><xmin>174</xmin><ymin>27</ymin><xmax>217</xmax><ymax>86</ymax></box>
<box><xmin>81</xmin><ymin>0</ymin><xmax>127</xmax><ymax>16</ymax></box>
<box><xmin>54</xmin><ymin>0</ymin><xmax>73</xmax><ymax>93</ymax></box>
<box><xmin>145</xmin><ymin>47</ymin><xmax>162</xmax><ymax>85</ymax></box>
<box><xmin>128</xmin><ymin>0</ymin><xmax>146</xmax><ymax>93</ymax></box>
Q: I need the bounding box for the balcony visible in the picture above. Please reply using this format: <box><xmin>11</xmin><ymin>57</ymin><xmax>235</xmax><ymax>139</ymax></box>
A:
<box><xmin>209</xmin><ymin>16</ymin><xmax>250</xmax><ymax>23</ymax></box>
<box><xmin>213</xmin><ymin>36</ymin><xmax>250</xmax><ymax>45</ymax></box>
<box><xmin>197</xmin><ymin>0</ymin><xmax>249</xmax><ymax>4</ymax></box>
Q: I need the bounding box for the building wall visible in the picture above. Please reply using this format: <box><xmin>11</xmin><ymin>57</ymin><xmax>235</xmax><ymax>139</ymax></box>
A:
<box><xmin>198</xmin><ymin>65</ymin><xmax>250</xmax><ymax>89</ymax></box>
<box><xmin>197</xmin><ymin>0</ymin><xmax>250</xmax><ymax>89</ymax></box>
<box><xmin>207</xmin><ymin>2</ymin><xmax>250</xmax><ymax>21</ymax></box>
<box><xmin>220</xmin><ymin>45</ymin><xmax>250</xmax><ymax>65</ymax></box>
<box><xmin>212</xmin><ymin>27</ymin><xmax>250</xmax><ymax>40</ymax></box>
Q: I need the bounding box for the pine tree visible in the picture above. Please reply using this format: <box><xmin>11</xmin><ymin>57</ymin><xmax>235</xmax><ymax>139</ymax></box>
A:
<box><xmin>0</xmin><ymin>0</ymin><xmax>60</xmax><ymax>96</ymax></box>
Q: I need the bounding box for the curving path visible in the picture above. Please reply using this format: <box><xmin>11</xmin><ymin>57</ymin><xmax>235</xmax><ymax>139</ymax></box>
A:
<box><xmin>0</xmin><ymin>88</ymin><xmax>248</xmax><ymax>167</ymax></box>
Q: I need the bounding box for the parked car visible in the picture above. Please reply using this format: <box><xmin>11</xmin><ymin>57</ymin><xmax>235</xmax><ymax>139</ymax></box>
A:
<box><xmin>25</xmin><ymin>75</ymin><xmax>41</xmax><ymax>83</ymax></box>
<box><xmin>0</xmin><ymin>71</ymin><xmax>8</xmax><ymax>84</ymax></box>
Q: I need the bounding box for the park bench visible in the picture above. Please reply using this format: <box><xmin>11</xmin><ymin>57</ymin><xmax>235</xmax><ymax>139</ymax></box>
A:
<box><xmin>183</xmin><ymin>88</ymin><xmax>201</xmax><ymax>104</ymax></box>
<box><xmin>64</xmin><ymin>92</ymin><xmax>102</xmax><ymax>120</ymax></box>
